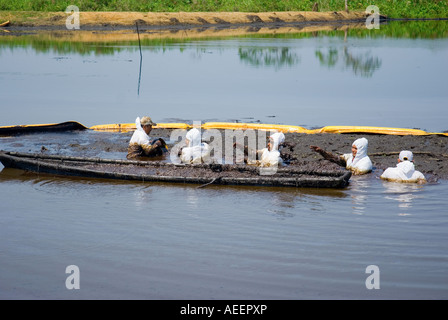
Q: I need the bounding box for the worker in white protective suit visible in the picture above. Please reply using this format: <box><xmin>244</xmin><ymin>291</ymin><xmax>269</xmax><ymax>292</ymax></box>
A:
<box><xmin>127</xmin><ymin>116</ymin><xmax>167</xmax><ymax>159</ymax></box>
<box><xmin>380</xmin><ymin>150</ymin><xmax>426</xmax><ymax>183</ymax></box>
<box><xmin>257</xmin><ymin>131</ymin><xmax>285</xmax><ymax>167</ymax></box>
<box><xmin>310</xmin><ymin>137</ymin><xmax>373</xmax><ymax>175</ymax></box>
<box><xmin>180</xmin><ymin>128</ymin><xmax>211</xmax><ymax>164</ymax></box>
<box><xmin>233</xmin><ymin>131</ymin><xmax>285</xmax><ymax>167</ymax></box>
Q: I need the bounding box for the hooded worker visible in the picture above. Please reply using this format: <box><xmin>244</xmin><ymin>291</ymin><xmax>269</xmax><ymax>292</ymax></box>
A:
<box><xmin>380</xmin><ymin>150</ymin><xmax>426</xmax><ymax>183</ymax></box>
<box><xmin>127</xmin><ymin>116</ymin><xmax>167</xmax><ymax>159</ymax></box>
<box><xmin>342</xmin><ymin>138</ymin><xmax>372</xmax><ymax>174</ymax></box>
<box><xmin>270</xmin><ymin>132</ymin><xmax>285</xmax><ymax>152</ymax></box>
<box><xmin>180</xmin><ymin>128</ymin><xmax>211</xmax><ymax>164</ymax></box>
<box><xmin>255</xmin><ymin>131</ymin><xmax>285</xmax><ymax>167</ymax></box>
<box><xmin>310</xmin><ymin>137</ymin><xmax>372</xmax><ymax>175</ymax></box>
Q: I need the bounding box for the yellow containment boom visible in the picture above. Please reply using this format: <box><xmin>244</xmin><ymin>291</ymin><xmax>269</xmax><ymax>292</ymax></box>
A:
<box><xmin>1</xmin><ymin>121</ymin><xmax>447</xmax><ymax>136</ymax></box>
<box><xmin>308</xmin><ymin>126</ymin><xmax>438</xmax><ymax>136</ymax></box>
<box><xmin>89</xmin><ymin>122</ymin><xmax>448</xmax><ymax>136</ymax></box>
<box><xmin>200</xmin><ymin>122</ymin><xmax>309</xmax><ymax>133</ymax></box>
<box><xmin>89</xmin><ymin>123</ymin><xmax>192</xmax><ymax>132</ymax></box>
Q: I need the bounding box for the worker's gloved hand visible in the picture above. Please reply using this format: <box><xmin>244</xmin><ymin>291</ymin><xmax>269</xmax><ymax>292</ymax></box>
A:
<box><xmin>152</xmin><ymin>138</ymin><xmax>168</xmax><ymax>151</ymax></box>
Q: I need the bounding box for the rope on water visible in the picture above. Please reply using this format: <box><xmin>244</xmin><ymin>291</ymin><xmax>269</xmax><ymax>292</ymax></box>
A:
<box><xmin>197</xmin><ymin>177</ymin><xmax>221</xmax><ymax>189</ymax></box>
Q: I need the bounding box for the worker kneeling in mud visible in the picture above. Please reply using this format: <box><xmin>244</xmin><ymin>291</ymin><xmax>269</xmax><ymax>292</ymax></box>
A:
<box><xmin>310</xmin><ymin>137</ymin><xmax>373</xmax><ymax>175</ymax></box>
<box><xmin>235</xmin><ymin>131</ymin><xmax>286</xmax><ymax>167</ymax></box>
<box><xmin>256</xmin><ymin>131</ymin><xmax>285</xmax><ymax>167</ymax></box>
<box><xmin>179</xmin><ymin>128</ymin><xmax>211</xmax><ymax>164</ymax></box>
<box><xmin>380</xmin><ymin>150</ymin><xmax>426</xmax><ymax>184</ymax></box>
<box><xmin>127</xmin><ymin>116</ymin><xmax>167</xmax><ymax>159</ymax></box>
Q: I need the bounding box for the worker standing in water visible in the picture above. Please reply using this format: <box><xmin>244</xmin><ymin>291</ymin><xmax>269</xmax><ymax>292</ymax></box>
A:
<box><xmin>127</xmin><ymin>116</ymin><xmax>167</xmax><ymax>159</ymax></box>
<box><xmin>310</xmin><ymin>137</ymin><xmax>373</xmax><ymax>175</ymax></box>
<box><xmin>380</xmin><ymin>150</ymin><xmax>426</xmax><ymax>183</ymax></box>
<box><xmin>234</xmin><ymin>131</ymin><xmax>285</xmax><ymax>167</ymax></box>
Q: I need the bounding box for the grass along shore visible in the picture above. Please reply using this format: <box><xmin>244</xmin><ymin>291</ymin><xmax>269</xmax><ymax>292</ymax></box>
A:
<box><xmin>0</xmin><ymin>0</ymin><xmax>448</xmax><ymax>19</ymax></box>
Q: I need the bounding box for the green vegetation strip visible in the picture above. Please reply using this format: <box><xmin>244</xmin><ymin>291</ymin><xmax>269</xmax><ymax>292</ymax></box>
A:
<box><xmin>0</xmin><ymin>0</ymin><xmax>448</xmax><ymax>19</ymax></box>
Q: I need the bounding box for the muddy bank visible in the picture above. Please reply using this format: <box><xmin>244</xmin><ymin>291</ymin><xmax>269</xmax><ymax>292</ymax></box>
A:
<box><xmin>0</xmin><ymin>10</ymin><xmax>374</xmax><ymax>29</ymax></box>
<box><xmin>64</xmin><ymin>129</ymin><xmax>448</xmax><ymax>182</ymax></box>
<box><xmin>3</xmin><ymin>127</ymin><xmax>446</xmax><ymax>181</ymax></box>
<box><xmin>281</xmin><ymin>132</ymin><xmax>448</xmax><ymax>182</ymax></box>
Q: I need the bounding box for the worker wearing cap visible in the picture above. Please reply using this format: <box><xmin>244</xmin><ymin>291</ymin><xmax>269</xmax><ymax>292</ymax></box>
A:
<box><xmin>127</xmin><ymin>116</ymin><xmax>166</xmax><ymax>159</ymax></box>
<box><xmin>380</xmin><ymin>150</ymin><xmax>426</xmax><ymax>183</ymax></box>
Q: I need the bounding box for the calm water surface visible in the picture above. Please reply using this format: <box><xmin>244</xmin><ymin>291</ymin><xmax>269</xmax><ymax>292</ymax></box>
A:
<box><xmin>0</xmin><ymin>164</ymin><xmax>447</xmax><ymax>299</ymax></box>
<box><xmin>0</xmin><ymin>21</ymin><xmax>447</xmax><ymax>131</ymax></box>
<box><xmin>0</xmin><ymin>21</ymin><xmax>447</xmax><ymax>299</ymax></box>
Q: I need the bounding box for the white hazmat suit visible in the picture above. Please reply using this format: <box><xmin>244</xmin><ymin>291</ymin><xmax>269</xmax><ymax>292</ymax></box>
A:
<box><xmin>180</xmin><ymin>128</ymin><xmax>211</xmax><ymax>164</ymax></box>
<box><xmin>258</xmin><ymin>131</ymin><xmax>285</xmax><ymax>167</ymax></box>
<box><xmin>129</xmin><ymin>117</ymin><xmax>151</xmax><ymax>146</ymax></box>
<box><xmin>341</xmin><ymin>137</ymin><xmax>373</xmax><ymax>174</ymax></box>
<box><xmin>380</xmin><ymin>151</ymin><xmax>426</xmax><ymax>183</ymax></box>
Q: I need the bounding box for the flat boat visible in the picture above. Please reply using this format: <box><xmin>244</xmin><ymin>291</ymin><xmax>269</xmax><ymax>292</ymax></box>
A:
<box><xmin>0</xmin><ymin>151</ymin><xmax>352</xmax><ymax>188</ymax></box>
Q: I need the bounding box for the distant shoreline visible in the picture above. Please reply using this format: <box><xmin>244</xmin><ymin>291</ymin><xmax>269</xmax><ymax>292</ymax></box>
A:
<box><xmin>1</xmin><ymin>11</ymin><xmax>446</xmax><ymax>31</ymax></box>
<box><xmin>1</xmin><ymin>10</ymin><xmax>376</xmax><ymax>29</ymax></box>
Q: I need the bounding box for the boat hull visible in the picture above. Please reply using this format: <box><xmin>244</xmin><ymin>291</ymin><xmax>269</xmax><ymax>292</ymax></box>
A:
<box><xmin>0</xmin><ymin>151</ymin><xmax>351</xmax><ymax>188</ymax></box>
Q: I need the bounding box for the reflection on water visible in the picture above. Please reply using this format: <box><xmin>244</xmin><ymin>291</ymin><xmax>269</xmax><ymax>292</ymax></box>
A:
<box><xmin>348</xmin><ymin>176</ymin><xmax>371</xmax><ymax>215</ymax></box>
<box><xmin>349</xmin><ymin>175</ymin><xmax>429</xmax><ymax>217</ymax></box>
<box><xmin>239</xmin><ymin>47</ymin><xmax>300</xmax><ymax>70</ymax></box>
<box><xmin>342</xmin><ymin>47</ymin><xmax>382</xmax><ymax>78</ymax></box>
<box><xmin>315</xmin><ymin>47</ymin><xmax>339</xmax><ymax>68</ymax></box>
<box><xmin>1</xmin><ymin>21</ymin><xmax>447</xmax><ymax>131</ymax></box>
<box><xmin>2</xmin><ymin>20</ymin><xmax>447</xmax><ymax>56</ymax></box>
<box><xmin>316</xmin><ymin>46</ymin><xmax>382</xmax><ymax>77</ymax></box>
<box><xmin>133</xmin><ymin>185</ymin><xmax>154</xmax><ymax>210</ymax></box>
<box><xmin>1</xmin><ymin>163</ymin><xmax>447</xmax><ymax>299</ymax></box>
<box><xmin>382</xmin><ymin>181</ymin><xmax>424</xmax><ymax>212</ymax></box>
